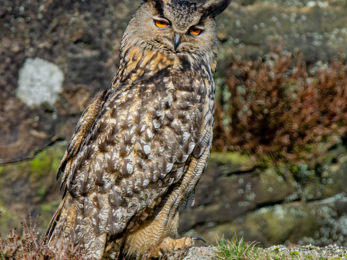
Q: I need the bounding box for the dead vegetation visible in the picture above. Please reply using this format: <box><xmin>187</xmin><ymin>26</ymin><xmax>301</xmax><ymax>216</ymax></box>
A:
<box><xmin>213</xmin><ymin>46</ymin><xmax>347</xmax><ymax>163</ymax></box>
<box><xmin>0</xmin><ymin>211</ymin><xmax>85</xmax><ymax>259</ymax></box>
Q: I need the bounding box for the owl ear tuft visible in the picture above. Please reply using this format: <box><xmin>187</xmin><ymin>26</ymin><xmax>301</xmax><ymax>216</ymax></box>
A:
<box><xmin>199</xmin><ymin>0</ymin><xmax>232</xmax><ymax>19</ymax></box>
<box><xmin>144</xmin><ymin>0</ymin><xmax>171</xmax><ymax>14</ymax></box>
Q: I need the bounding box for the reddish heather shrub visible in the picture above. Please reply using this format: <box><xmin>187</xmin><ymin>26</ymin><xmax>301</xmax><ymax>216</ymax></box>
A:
<box><xmin>0</xmin><ymin>213</ymin><xmax>84</xmax><ymax>259</ymax></box>
<box><xmin>213</xmin><ymin>49</ymin><xmax>347</xmax><ymax>163</ymax></box>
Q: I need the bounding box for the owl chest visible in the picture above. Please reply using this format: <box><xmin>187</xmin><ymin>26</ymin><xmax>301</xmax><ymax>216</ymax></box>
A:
<box><xmin>136</xmin><ymin>77</ymin><xmax>213</xmax><ymax>170</ymax></box>
<box><xmin>96</xmin><ymin>68</ymin><xmax>214</xmax><ymax>184</ymax></box>
<box><xmin>163</xmin><ymin>71</ymin><xmax>215</xmax><ymax>136</ymax></box>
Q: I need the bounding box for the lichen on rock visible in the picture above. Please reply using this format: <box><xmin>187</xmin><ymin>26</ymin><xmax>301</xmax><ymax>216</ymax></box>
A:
<box><xmin>16</xmin><ymin>58</ymin><xmax>64</xmax><ymax>107</ymax></box>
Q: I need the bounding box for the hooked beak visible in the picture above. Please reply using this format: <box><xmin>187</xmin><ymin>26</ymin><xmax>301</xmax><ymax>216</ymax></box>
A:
<box><xmin>173</xmin><ymin>34</ymin><xmax>181</xmax><ymax>51</ymax></box>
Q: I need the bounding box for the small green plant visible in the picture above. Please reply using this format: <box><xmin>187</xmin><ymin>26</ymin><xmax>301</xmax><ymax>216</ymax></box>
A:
<box><xmin>216</xmin><ymin>237</ymin><xmax>259</xmax><ymax>260</ymax></box>
<box><xmin>215</xmin><ymin>237</ymin><xmax>333</xmax><ymax>260</ymax></box>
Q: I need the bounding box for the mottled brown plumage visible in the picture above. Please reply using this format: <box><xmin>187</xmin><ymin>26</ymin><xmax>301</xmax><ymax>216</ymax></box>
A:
<box><xmin>44</xmin><ymin>0</ymin><xmax>231</xmax><ymax>259</ymax></box>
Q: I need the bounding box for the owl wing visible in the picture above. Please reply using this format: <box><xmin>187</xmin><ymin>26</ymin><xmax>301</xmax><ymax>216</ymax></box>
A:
<box><xmin>46</xmin><ymin>66</ymin><xmax>214</xmax><ymax>257</ymax></box>
<box><xmin>57</xmin><ymin>89</ymin><xmax>111</xmax><ymax>187</ymax></box>
<box><xmin>44</xmin><ymin>90</ymin><xmax>111</xmax><ymax>242</ymax></box>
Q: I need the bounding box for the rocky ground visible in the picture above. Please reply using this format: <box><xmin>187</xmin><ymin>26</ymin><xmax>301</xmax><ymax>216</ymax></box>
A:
<box><xmin>177</xmin><ymin>246</ymin><xmax>216</xmax><ymax>260</ymax></box>
<box><xmin>1</xmin><ymin>0</ymin><xmax>347</xmax><ymax>251</ymax></box>
<box><xmin>266</xmin><ymin>244</ymin><xmax>347</xmax><ymax>259</ymax></box>
<box><xmin>180</xmin><ymin>244</ymin><xmax>347</xmax><ymax>259</ymax></box>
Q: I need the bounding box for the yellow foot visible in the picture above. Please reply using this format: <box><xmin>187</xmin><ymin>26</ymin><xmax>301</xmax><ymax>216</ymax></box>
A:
<box><xmin>150</xmin><ymin>237</ymin><xmax>205</xmax><ymax>258</ymax></box>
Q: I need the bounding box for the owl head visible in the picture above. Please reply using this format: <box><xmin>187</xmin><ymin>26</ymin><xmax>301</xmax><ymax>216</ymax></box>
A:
<box><xmin>121</xmin><ymin>0</ymin><xmax>231</xmax><ymax>58</ymax></box>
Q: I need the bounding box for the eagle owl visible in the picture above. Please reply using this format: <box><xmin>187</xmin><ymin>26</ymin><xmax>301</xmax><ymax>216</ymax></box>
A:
<box><xmin>44</xmin><ymin>0</ymin><xmax>231</xmax><ymax>258</ymax></box>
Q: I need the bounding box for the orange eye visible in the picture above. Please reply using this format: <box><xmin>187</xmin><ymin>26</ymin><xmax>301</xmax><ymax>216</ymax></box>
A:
<box><xmin>155</xmin><ymin>20</ymin><xmax>169</xmax><ymax>28</ymax></box>
<box><xmin>190</xmin><ymin>28</ymin><xmax>202</xmax><ymax>36</ymax></box>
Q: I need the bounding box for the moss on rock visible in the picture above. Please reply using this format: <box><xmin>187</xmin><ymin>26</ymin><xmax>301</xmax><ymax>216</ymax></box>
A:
<box><xmin>0</xmin><ymin>142</ymin><xmax>66</xmax><ymax>235</ymax></box>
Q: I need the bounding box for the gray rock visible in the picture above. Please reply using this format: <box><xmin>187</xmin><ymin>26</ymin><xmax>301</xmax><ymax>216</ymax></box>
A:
<box><xmin>183</xmin><ymin>247</ymin><xmax>216</xmax><ymax>260</ymax></box>
<box><xmin>168</xmin><ymin>246</ymin><xmax>216</xmax><ymax>260</ymax></box>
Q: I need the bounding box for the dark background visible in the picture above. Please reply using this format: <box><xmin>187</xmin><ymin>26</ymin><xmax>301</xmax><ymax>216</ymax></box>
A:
<box><xmin>1</xmin><ymin>0</ymin><xmax>347</xmax><ymax>248</ymax></box>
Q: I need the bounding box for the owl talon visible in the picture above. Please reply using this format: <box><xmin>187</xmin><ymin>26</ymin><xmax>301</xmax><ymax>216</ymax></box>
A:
<box><xmin>150</xmin><ymin>236</ymin><xmax>199</xmax><ymax>258</ymax></box>
<box><xmin>192</xmin><ymin>237</ymin><xmax>206</xmax><ymax>243</ymax></box>
<box><xmin>159</xmin><ymin>248</ymin><xmax>167</xmax><ymax>257</ymax></box>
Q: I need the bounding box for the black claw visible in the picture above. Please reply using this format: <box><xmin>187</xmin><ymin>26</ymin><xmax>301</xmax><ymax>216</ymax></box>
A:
<box><xmin>159</xmin><ymin>248</ymin><xmax>167</xmax><ymax>257</ymax></box>
<box><xmin>192</xmin><ymin>237</ymin><xmax>206</xmax><ymax>243</ymax></box>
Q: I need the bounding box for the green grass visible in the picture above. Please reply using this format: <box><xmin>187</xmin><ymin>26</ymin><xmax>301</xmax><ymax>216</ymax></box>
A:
<box><xmin>215</xmin><ymin>237</ymin><xmax>332</xmax><ymax>260</ymax></box>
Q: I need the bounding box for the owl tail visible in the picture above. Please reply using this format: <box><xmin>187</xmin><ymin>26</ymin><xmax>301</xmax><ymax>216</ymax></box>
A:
<box><xmin>42</xmin><ymin>193</ymin><xmax>67</xmax><ymax>247</ymax></box>
<box><xmin>43</xmin><ymin>193</ymin><xmax>107</xmax><ymax>259</ymax></box>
